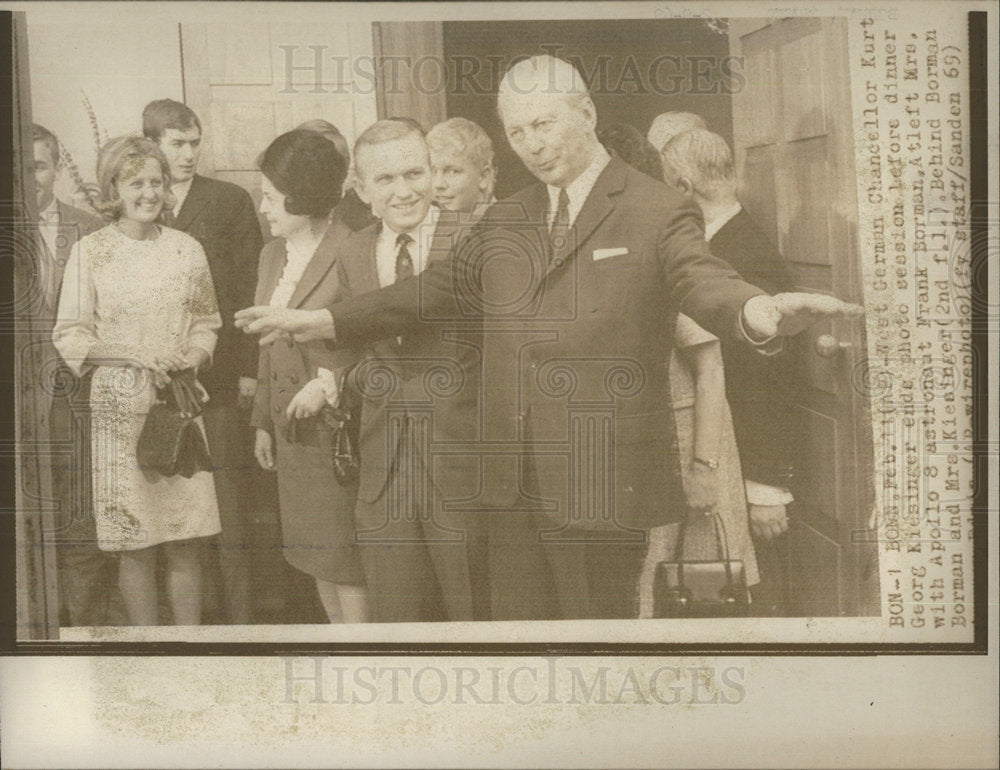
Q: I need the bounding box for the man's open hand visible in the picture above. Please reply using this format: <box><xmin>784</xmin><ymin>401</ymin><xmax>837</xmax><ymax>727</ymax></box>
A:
<box><xmin>743</xmin><ymin>293</ymin><xmax>864</xmax><ymax>340</ymax></box>
<box><xmin>234</xmin><ymin>306</ymin><xmax>335</xmax><ymax>346</ymax></box>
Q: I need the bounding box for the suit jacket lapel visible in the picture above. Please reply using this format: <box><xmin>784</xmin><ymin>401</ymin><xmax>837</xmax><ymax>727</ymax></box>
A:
<box><xmin>426</xmin><ymin>210</ymin><xmax>467</xmax><ymax>266</ymax></box>
<box><xmin>287</xmin><ymin>224</ymin><xmax>344</xmax><ymax>308</ymax></box>
<box><xmin>173</xmin><ymin>174</ymin><xmax>209</xmax><ymax>232</ymax></box>
<box><xmin>334</xmin><ymin>213</ymin><xmax>466</xmax><ymax>303</ymax></box>
<box><xmin>338</xmin><ymin>226</ymin><xmax>380</xmax><ymax>297</ymax></box>
<box><xmin>254</xmin><ymin>240</ymin><xmax>285</xmax><ymax>305</ymax></box>
<box><xmin>547</xmin><ymin>157</ymin><xmax>625</xmax><ymax>276</ymax></box>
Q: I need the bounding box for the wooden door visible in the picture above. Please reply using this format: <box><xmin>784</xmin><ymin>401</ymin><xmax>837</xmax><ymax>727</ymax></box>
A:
<box><xmin>730</xmin><ymin>18</ymin><xmax>878</xmax><ymax>616</ymax></box>
<box><xmin>179</xmin><ymin>22</ymin><xmax>379</xmax><ymax>211</ymax></box>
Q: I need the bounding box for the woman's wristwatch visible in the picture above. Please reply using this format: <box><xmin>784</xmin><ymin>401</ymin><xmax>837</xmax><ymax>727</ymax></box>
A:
<box><xmin>693</xmin><ymin>456</ymin><xmax>719</xmax><ymax>471</ymax></box>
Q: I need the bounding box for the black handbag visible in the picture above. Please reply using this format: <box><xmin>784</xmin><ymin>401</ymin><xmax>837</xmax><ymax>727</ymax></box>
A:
<box><xmin>652</xmin><ymin>512</ymin><xmax>750</xmax><ymax>618</ymax></box>
<box><xmin>136</xmin><ymin>368</ymin><xmax>212</xmax><ymax>479</ymax></box>
<box><xmin>281</xmin><ymin>346</ymin><xmax>360</xmax><ymax>485</ymax></box>
<box><xmin>320</xmin><ymin>366</ymin><xmax>361</xmax><ymax>486</ymax></box>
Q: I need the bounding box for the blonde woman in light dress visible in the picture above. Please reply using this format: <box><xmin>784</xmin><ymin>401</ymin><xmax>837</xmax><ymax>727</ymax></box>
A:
<box><xmin>638</xmin><ymin>314</ymin><xmax>760</xmax><ymax>617</ymax></box>
<box><xmin>54</xmin><ymin>135</ymin><xmax>222</xmax><ymax>626</ymax></box>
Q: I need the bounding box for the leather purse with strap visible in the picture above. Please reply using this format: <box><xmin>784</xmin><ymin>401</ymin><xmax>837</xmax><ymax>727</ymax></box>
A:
<box><xmin>136</xmin><ymin>368</ymin><xmax>212</xmax><ymax>479</ymax></box>
<box><xmin>653</xmin><ymin>511</ymin><xmax>750</xmax><ymax>618</ymax></box>
<box><xmin>281</xmin><ymin>349</ymin><xmax>361</xmax><ymax>486</ymax></box>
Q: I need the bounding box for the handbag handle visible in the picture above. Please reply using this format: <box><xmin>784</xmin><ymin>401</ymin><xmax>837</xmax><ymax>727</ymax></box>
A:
<box><xmin>673</xmin><ymin>509</ymin><xmax>740</xmax><ymax>597</ymax></box>
<box><xmin>157</xmin><ymin>368</ymin><xmax>202</xmax><ymax>418</ymax></box>
<box><xmin>176</xmin><ymin>371</ymin><xmax>203</xmax><ymax>416</ymax></box>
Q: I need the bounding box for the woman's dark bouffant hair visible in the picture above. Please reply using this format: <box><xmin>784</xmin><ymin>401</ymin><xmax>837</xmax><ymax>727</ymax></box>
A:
<box><xmin>258</xmin><ymin>130</ymin><xmax>347</xmax><ymax>218</ymax></box>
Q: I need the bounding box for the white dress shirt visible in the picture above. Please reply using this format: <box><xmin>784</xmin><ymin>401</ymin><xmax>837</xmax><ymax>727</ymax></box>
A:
<box><xmin>38</xmin><ymin>197</ymin><xmax>60</xmax><ymax>259</ymax></box>
<box><xmin>375</xmin><ymin>205</ymin><xmax>439</xmax><ymax>288</ymax></box>
<box><xmin>170</xmin><ymin>177</ymin><xmax>194</xmax><ymax>219</ymax></box>
<box><xmin>314</xmin><ymin>206</ymin><xmax>439</xmax><ymax>407</ymax></box>
<box><xmin>545</xmin><ymin>146</ymin><xmax>612</xmax><ymax>228</ymax></box>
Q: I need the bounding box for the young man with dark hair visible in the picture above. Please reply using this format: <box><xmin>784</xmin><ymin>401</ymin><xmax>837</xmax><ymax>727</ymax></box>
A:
<box><xmin>142</xmin><ymin>98</ymin><xmax>263</xmax><ymax>624</ymax></box>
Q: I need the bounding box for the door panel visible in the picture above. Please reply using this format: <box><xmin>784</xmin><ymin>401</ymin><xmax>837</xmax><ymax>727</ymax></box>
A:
<box><xmin>731</xmin><ymin>18</ymin><xmax>878</xmax><ymax>616</ymax></box>
<box><xmin>788</xmin><ymin>519</ymin><xmax>842</xmax><ymax>616</ymax></box>
<box><xmin>181</xmin><ymin>22</ymin><xmax>378</xmax><ymax>206</ymax></box>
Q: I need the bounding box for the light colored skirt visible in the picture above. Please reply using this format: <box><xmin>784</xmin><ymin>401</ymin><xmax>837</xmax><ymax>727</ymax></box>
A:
<box><xmin>637</xmin><ymin>400</ymin><xmax>760</xmax><ymax>618</ymax></box>
<box><xmin>89</xmin><ymin>365</ymin><xmax>221</xmax><ymax>552</ymax></box>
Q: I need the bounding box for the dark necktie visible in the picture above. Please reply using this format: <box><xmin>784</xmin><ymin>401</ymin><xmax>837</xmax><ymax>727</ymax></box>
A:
<box><xmin>549</xmin><ymin>188</ymin><xmax>570</xmax><ymax>260</ymax></box>
<box><xmin>395</xmin><ymin>232</ymin><xmax>414</xmax><ymax>282</ymax></box>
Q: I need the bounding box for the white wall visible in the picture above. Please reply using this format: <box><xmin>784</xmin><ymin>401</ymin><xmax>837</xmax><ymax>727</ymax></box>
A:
<box><xmin>26</xmin><ymin>17</ymin><xmax>183</xmax><ymax>207</ymax></box>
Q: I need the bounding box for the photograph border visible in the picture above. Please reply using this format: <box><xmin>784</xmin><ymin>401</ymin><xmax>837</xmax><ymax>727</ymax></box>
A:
<box><xmin>0</xmin><ymin>3</ymin><xmax>991</xmax><ymax>659</ymax></box>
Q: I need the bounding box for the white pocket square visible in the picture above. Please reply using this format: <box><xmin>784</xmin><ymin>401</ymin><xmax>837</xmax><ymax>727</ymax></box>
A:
<box><xmin>592</xmin><ymin>247</ymin><xmax>629</xmax><ymax>261</ymax></box>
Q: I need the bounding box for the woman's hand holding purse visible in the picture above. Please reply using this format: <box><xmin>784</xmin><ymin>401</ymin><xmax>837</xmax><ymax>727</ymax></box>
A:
<box><xmin>147</xmin><ymin>347</ymin><xmax>209</xmax><ymax>389</ymax></box>
<box><xmin>285</xmin><ymin>378</ymin><xmax>328</xmax><ymax>420</ymax></box>
<box><xmin>684</xmin><ymin>459</ymin><xmax>720</xmax><ymax>518</ymax></box>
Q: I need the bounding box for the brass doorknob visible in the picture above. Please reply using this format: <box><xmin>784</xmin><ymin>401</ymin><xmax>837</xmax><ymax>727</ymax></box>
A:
<box><xmin>815</xmin><ymin>334</ymin><xmax>850</xmax><ymax>358</ymax></box>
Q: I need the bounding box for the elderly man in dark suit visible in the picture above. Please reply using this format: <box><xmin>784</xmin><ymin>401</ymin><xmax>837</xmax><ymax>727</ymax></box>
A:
<box><xmin>30</xmin><ymin>123</ymin><xmax>110</xmax><ymax>626</ymax></box>
<box><xmin>143</xmin><ymin>99</ymin><xmax>263</xmax><ymax>624</ymax></box>
<box><xmin>238</xmin><ymin>55</ymin><xmax>861</xmax><ymax>621</ymax></box>
<box><xmin>327</xmin><ymin>120</ymin><xmax>485</xmax><ymax>622</ymax></box>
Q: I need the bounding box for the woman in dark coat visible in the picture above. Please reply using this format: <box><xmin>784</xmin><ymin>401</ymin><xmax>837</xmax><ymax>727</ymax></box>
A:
<box><xmin>249</xmin><ymin>130</ymin><xmax>368</xmax><ymax>622</ymax></box>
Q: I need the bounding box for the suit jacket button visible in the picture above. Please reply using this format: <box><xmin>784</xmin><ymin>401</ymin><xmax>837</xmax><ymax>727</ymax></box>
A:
<box><xmin>517</xmin><ymin>412</ymin><xmax>526</xmax><ymax>421</ymax></box>
<box><xmin>553</xmin><ymin>257</ymin><xmax>565</xmax><ymax>268</ymax></box>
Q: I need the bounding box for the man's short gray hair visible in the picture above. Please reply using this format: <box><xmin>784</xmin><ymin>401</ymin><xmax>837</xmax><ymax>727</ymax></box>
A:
<box><xmin>646</xmin><ymin>111</ymin><xmax>708</xmax><ymax>154</ymax></box>
<box><xmin>353</xmin><ymin>119</ymin><xmax>425</xmax><ymax>177</ymax></box>
<box><xmin>659</xmin><ymin>129</ymin><xmax>735</xmax><ymax>196</ymax></box>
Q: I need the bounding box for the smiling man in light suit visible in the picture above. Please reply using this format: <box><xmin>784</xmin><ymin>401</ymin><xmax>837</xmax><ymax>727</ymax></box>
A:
<box><xmin>238</xmin><ymin>55</ymin><xmax>862</xmax><ymax>621</ymax></box>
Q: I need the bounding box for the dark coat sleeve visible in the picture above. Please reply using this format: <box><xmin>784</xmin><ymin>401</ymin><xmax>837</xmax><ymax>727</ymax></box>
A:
<box><xmin>710</xmin><ymin>212</ymin><xmax>801</xmax><ymax>488</ymax></box>
<box><xmin>193</xmin><ymin>181</ymin><xmax>264</xmax><ymax>400</ymax></box>
<box><xmin>326</xmin><ymin>180</ymin><xmax>764</xmax><ymax>350</ymax></box>
<box><xmin>229</xmin><ymin>188</ymin><xmax>266</xmax><ymax>381</ymax></box>
<box><xmin>650</xmin><ymin>191</ymin><xmax>765</xmax><ymax>342</ymax></box>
